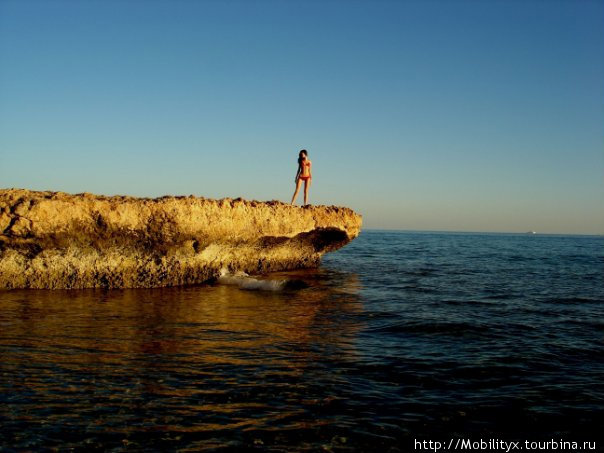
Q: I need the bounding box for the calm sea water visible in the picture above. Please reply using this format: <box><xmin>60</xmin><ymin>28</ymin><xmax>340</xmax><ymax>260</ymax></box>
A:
<box><xmin>1</xmin><ymin>231</ymin><xmax>603</xmax><ymax>451</ymax></box>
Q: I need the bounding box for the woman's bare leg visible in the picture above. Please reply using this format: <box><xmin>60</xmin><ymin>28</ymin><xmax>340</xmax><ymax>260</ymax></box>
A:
<box><xmin>303</xmin><ymin>179</ymin><xmax>310</xmax><ymax>205</ymax></box>
<box><xmin>291</xmin><ymin>179</ymin><xmax>303</xmax><ymax>204</ymax></box>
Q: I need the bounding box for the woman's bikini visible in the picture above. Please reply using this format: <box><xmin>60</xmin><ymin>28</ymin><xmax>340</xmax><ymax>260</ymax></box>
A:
<box><xmin>299</xmin><ymin>160</ymin><xmax>311</xmax><ymax>181</ymax></box>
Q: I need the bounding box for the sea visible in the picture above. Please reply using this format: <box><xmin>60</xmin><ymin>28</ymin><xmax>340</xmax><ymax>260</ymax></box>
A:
<box><xmin>1</xmin><ymin>230</ymin><xmax>603</xmax><ymax>452</ymax></box>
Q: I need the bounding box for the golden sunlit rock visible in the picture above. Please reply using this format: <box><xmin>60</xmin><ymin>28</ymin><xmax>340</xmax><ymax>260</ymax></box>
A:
<box><xmin>0</xmin><ymin>189</ymin><xmax>362</xmax><ymax>289</ymax></box>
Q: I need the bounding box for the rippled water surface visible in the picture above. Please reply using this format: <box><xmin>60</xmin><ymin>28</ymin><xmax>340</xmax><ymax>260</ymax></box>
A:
<box><xmin>1</xmin><ymin>231</ymin><xmax>603</xmax><ymax>451</ymax></box>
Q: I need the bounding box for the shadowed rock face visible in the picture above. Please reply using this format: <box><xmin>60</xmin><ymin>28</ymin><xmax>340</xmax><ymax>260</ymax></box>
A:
<box><xmin>0</xmin><ymin>189</ymin><xmax>362</xmax><ymax>289</ymax></box>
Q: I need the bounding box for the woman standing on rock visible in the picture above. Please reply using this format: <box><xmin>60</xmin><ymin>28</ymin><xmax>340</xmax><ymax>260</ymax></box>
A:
<box><xmin>291</xmin><ymin>149</ymin><xmax>312</xmax><ymax>206</ymax></box>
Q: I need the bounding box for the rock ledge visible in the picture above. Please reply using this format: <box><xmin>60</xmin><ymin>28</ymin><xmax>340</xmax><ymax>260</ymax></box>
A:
<box><xmin>0</xmin><ymin>189</ymin><xmax>362</xmax><ymax>289</ymax></box>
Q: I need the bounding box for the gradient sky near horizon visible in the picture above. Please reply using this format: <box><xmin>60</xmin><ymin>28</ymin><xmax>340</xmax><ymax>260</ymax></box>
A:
<box><xmin>1</xmin><ymin>0</ymin><xmax>603</xmax><ymax>234</ymax></box>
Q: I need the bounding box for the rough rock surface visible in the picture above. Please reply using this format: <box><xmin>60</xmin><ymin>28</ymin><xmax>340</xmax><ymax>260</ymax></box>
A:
<box><xmin>0</xmin><ymin>189</ymin><xmax>362</xmax><ymax>289</ymax></box>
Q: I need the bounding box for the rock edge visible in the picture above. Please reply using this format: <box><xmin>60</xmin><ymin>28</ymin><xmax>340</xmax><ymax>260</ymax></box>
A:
<box><xmin>0</xmin><ymin>189</ymin><xmax>362</xmax><ymax>289</ymax></box>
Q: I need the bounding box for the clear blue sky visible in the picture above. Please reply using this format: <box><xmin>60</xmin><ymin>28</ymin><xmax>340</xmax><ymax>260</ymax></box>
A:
<box><xmin>1</xmin><ymin>0</ymin><xmax>603</xmax><ymax>234</ymax></box>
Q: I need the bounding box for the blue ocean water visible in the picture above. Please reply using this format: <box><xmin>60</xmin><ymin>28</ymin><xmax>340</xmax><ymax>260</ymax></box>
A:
<box><xmin>1</xmin><ymin>230</ymin><xmax>603</xmax><ymax>451</ymax></box>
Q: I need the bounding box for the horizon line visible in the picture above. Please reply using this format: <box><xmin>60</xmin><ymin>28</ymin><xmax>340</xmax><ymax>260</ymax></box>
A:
<box><xmin>361</xmin><ymin>228</ymin><xmax>604</xmax><ymax>237</ymax></box>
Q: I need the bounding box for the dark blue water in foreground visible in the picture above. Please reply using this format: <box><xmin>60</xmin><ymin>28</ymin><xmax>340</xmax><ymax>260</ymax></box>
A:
<box><xmin>1</xmin><ymin>231</ymin><xmax>603</xmax><ymax>451</ymax></box>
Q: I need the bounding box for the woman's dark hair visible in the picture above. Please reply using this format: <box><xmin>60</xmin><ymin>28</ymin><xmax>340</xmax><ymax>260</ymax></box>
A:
<box><xmin>298</xmin><ymin>149</ymin><xmax>308</xmax><ymax>165</ymax></box>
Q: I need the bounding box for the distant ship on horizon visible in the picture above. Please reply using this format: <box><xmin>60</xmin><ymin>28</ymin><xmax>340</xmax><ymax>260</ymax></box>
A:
<box><xmin>526</xmin><ymin>231</ymin><xmax>537</xmax><ymax>234</ymax></box>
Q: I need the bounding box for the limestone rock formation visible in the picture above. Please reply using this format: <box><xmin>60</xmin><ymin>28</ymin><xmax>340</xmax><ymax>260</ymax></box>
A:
<box><xmin>0</xmin><ymin>189</ymin><xmax>362</xmax><ymax>289</ymax></box>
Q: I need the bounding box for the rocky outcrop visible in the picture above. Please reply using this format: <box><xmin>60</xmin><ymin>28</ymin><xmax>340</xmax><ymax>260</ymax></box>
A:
<box><xmin>0</xmin><ymin>189</ymin><xmax>362</xmax><ymax>289</ymax></box>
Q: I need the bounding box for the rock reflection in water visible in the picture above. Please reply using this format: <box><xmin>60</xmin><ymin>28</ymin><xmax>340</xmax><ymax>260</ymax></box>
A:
<box><xmin>0</xmin><ymin>269</ymin><xmax>368</xmax><ymax>451</ymax></box>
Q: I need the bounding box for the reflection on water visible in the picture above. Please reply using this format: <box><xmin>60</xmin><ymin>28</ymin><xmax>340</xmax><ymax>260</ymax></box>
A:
<box><xmin>3</xmin><ymin>231</ymin><xmax>604</xmax><ymax>451</ymax></box>
<box><xmin>1</xmin><ymin>269</ymin><xmax>372</xmax><ymax>451</ymax></box>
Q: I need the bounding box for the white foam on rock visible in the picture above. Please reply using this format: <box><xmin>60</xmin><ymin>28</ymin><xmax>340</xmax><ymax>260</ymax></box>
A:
<box><xmin>218</xmin><ymin>269</ymin><xmax>287</xmax><ymax>292</ymax></box>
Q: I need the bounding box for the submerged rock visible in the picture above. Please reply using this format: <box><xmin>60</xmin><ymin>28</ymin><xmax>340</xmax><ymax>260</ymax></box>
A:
<box><xmin>0</xmin><ymin>189</ymin><xmax>362</xmax><ymax>289</ymax></box>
